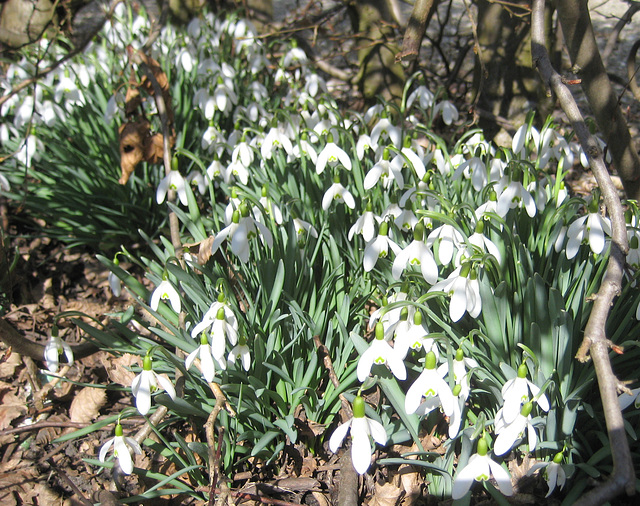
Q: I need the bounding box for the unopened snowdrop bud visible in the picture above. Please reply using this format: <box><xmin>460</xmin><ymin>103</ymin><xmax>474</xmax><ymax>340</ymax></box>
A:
<box><xmin>231</xmin><ymin>210</ymin><xmax>240</xmax><ymax>224</ymax></box>
<box><xmin>452</xmin><ymin>384</ymin><xmax>462</xmax><ymax>397</ymax></box>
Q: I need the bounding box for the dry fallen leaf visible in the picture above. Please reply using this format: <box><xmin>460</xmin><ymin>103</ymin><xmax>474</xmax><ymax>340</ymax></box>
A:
<box><xmin>0</xmin><ymin>384</ymin><xmax>27</xmax><ymax>430</ymax></box>
<box><xmin>118</xmin><ymin>119</ymin><xmax>150</xmax><ymax>185</ymax></box>
<box><xmin>370</xmin><ymin>473</ymin><xmax>404</xmax><ymax>506</ymax></box>
<box><xmin>0</xmin><ymin>350</ymin><xmax>21</xmax><ymax>379</ymax></box>
<box><xmin>104</xmin><ymin>353</ymin><xmax>141</xmax><ymax>388</ymax></box>
<box><xmin>69</xmin><ymin>386</ymin><xmax>107</xmax><ymax>423</ymax></box>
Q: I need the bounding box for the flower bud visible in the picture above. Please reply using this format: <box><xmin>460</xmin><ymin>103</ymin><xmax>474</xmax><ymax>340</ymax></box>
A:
<box><xmin>353</xmin><ymin>395</ymin><xmax>366</xmax><ymax>418</ymax></box>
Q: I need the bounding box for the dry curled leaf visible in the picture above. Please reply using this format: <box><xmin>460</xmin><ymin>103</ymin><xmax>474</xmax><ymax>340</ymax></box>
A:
<box><xmin>0</xmin><ymin>383</ymin><xmax>27</xmax><ymax>430</ymax></box>
<box><xmin>104</xmin><ymin>353</ymin><xmax>141</xmax><ymax>388</ymax></box>
<box><xmin>69</xmin><ymin>386</ymin><xmax>107</xmax><ymax>423</ymax></box>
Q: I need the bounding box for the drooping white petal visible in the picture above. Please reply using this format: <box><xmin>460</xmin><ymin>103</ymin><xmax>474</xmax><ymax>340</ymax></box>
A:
<box><xmin>329</xmin><ymin>419</ymin><xmax>352</xmax><ymax>453</ymax></box>
<box><xmin>350</xmin><ymin>418</ymin><xmax>373</xmax><ymax>474</ymax></box>
<box><xmin>487</xmin><ymin>458</ymin><xmax>514</xmax><ymax>496</ymax></box>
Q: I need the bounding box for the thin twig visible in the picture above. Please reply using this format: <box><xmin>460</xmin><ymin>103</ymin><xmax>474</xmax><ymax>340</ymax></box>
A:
<box><xmin>47</xmin><ymin>458</ymin><xmax>94</xmax><ymax>506</ymax></box>
<box><xmin>531</xmin><ymin>0</ymin><xmax>635</xmax><ymax>503</ymax></box>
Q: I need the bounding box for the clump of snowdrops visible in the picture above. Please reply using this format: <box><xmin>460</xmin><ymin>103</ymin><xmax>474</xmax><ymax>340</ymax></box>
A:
<box><xmin>3</xmin><ymin>4</ymin><xmax>640</xmax><ymax>503</ymax></box>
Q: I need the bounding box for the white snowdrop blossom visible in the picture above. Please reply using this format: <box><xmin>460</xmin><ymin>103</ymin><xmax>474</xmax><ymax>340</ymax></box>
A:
<box><xmin>293</xmin><ymin>218</ymin><xmax>318</xmax><ymax>247</ymax></box>
<box><xmin>496</xmin><ymin>176</ymin><xmax>537</xmax><ymax>218</ymax></box>
<box><xmin>436</xmin><ymin>348</ymin><xmax>478</xmax><ymax>401</ymax></box>
<box><xmin>322</xmin><ymin>176</ymin><xmax>356</xmax><ymax>210</ymax></box>
<box><xmin>451</xmin><ymin>436</ymin><xmax>513</xmax><ymax>500</ymax></box>
<box><xmin>370</xmin><ymin>116</ymin><xmax>402</xmax><ymax>147</ymax></box>
<box><xmin>494</xmin><ymin>401</ymin><xmax>538</xmax><ymax>455</ymax></box>
<box><xmin>426</xmin><ymin>224</ymin><xmax>465</xmax><ymax>265</ymax></box>
<box><xmin>157</xmin><ymin>170</ymin><xmax>188</xmax><ymax>206</ymax></box>
<box><xmin>453</xmin><ymin>157</ymin><xmax>488</xmax><ymax>191</ymax></box>
<box><xmin>565</xmin><ymin>212</ymin><xmax>611</xmax><ymax>259</ymax></box>
<box><xmin>467</xmin><ymin>220</ymin><xmax>502</xmax><ymax>264</ymax></box>
<box><xmin>228</xmin><ymin>335</ymin><xmax>251</xmax><ymax>371</ymax></box>
<box><xmin>150</xmin><ymin>279</ymin><xmax>181</xmax><ymax>313</ymax></box>
<box><xmin>348</xmin><ymin>201</ymin><xmax>381</xmax><ymax>242</ymax></box>
<box><xmin>368</xmin><ymin>289</ymin><xmax>409</xmax><ymax>336</ymax></box>
<box><xmin>108</xmin><ymin>271</ymin><xmax>122</xmax><ymax>297</ymax></box>
<box><xmin>364</xmin><ymin>148</ymin><xmax>404</xmax><ymax>190</ymax></box>
<box><xmin>434</xmin><ymin>100</ymin><xmax>459</xmax><ymax>125</ymax></box>
<box><xmin>44</xmin><ymin>328</ymin><xmax>74</xmax><ymax>373</ymax></box>
<box><xmin>392</xmin><ymin>222</ymin><xmax>438</xmax><ymax>283</ymax></box>
<box><xmin>407</xmin><ymin>85</ymin><xmax>435</xmax><ymax>110</ymax></box>
<box><xmin>185</xmin><ymin>334</ymin><xmax>220</xmax><ymax>382</ymax></box>
<box><xmin>329</xmin><ymin>395</ymin><xmax>388</xmax><ymax>474</ymax></box>
<box><xmin>501</xmin><ymin>363</ymin><xmax>549</xmax><ymax>424</ymax></box>
<box><xmin>212</xmin><ymin>205</ymin><xmax>274</xmax><ymax>263</ymax></box>
<box><xmin>526</xmin><ymin>453</ymin><xmax>567</xmax><ymax>498</ymax></box>
<box><xmin>393</xmin><ymin>310</ymin><xmax>438</xmax><ymax>360</ymax></box>
<box><xmin>405</xmin><ymin>351</ymin><xmax>455</xmax><ymax>417</ymax></box>
<box><xmin>316</xmin><ymin>137</ymin><xmax>352</xmax><ymax>174</ymax></box>
<box><xmin>363</xmin><ymin>221</ymin><xmax>401</xmax><ymax>272</ymax></box>
<box><xmin>99</xmin><ymin>422</ymin><xmax>142</xmax><ymax>475</ymax></box>
<box><xmin>428</xmin><ymin>263</ymin><xmax>481</xmax><ymax>322</ymax></box>
<box><xmin>261</xmin><ymin>126</ymin><xmax>294</xmax><ymax>160</ymax></box>
<box><xmin>131</xmin><ymin>356</ymin><xmax>177</xmax><ymax>415</ymax></box>
<box><xmin>357</xmin><ymin>323</ymin><xmax>407</xmax><ymax>381</ymax></box>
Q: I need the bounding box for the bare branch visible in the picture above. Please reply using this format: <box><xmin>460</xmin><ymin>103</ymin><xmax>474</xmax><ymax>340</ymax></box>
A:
<box><xmin>531</xmin><ymin>0</ymin><xmax>635</xmax><ymax>502</ymax></box>
<box><xmin>396</xmin><ymin>0</ymin><xmax>438</xmax><ymax>65</ymax></box>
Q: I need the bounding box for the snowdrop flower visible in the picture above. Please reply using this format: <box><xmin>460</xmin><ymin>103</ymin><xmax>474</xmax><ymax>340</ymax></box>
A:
<box><xmin>316</xmin><ymin>136</ymin><xmax>352</xmax><ymax>174</ymax></box>
<box><xmin>329</xmin><ymin>394</ymin><xmax>388</xmax><ymax>474</ymax></box>
<box><xmin>356</xmin><ymin>134</ymin><xmax>376</xmax><ymax>160</ymax></box>
<box><xmin>406</xmin><ymin>85</ymin><xmax>434</xmax><ymax>110</ymax></box>
<box><xmin>363</xmin><ymin>221</ymin><xmax>401</xmax><ymax>272</ymax></box>
<box><xmin>393</xmin><ymin>310</ymin><xmax>438</xmax><ymax>360</ymax></box>
<box><xmin>348</xmin><ymin>201</ymin><xmax>380</xmax><ymax>242</ymax></box>
<box><xmin>322</xmin><ymin>176</ymin><xmax>356</xmax><ymax>210</ymax></box>
<box><xmin>108</xmin><ymin>271</ymin><xmax>122</xmax><ymax>297</ymax></box>
<box><xmin>371</xmin><ymin>116</ymin><xmax>402</xmax><ymax>147</ymax></box>
<box><xmin>186</xmin><ymin>171</ymin><xmax>206</xmax><ymax>195</ymax></box>
<box><xmin>392</xmin><ymin>222</ymin><xmax>438</xmax><ymax>283</ymax></box>
<box><xmin>405</xmin><ymin>351</ymin><xmax>455</xmax><ymax>417</ymax></box>
<box><xmin>364</xmin><ymin>148</ymin><xmax>404</xmax><ymax>190</ymax></box>
<box><xmin>501</xmin><ymin>363</ymin><xmax>549</xmax><ymax>424</ymax></box>
<box><xmin>526</xmin><ymin>453</ymin><xmax>567</xmax><ymax>498</ymax></box>
<box><xmin>131</xmin><ymin>355</ymin><xmax>177</xmax><ymax>415</ymax></box>
<box><xmin>451</xmin><ymin>436</ymin><xmax>513</xmax><ymax>500</ymax></box>
<box><xmin>453</xmin><ymin>157</ymin><xmax>488</xmax><ymax>192</ymax></box>
<box><xmin>565</xmin><ymin>212</ymin><xmax>611</xmax><ymax>260</ymax></box>
<box><xmin>428</xmin><ymin>263</ymin><xmax>481</xmax><ymax>322</ymax></box>
<box><xmin>150</xmin><ymin>279</ymin><xmax>181</xmax><ymax>313</ymax></box>
<box><xmin>157</xmin><ymin>171</ymin><xmax>188</xmax><ymax>206</ymax></box>
<box><xmin>208</xmin><ymin>307</ymin><xmax>239</xmax><ymax>364</ymax></box>
<box><xmin>186</xmin><ymin>334</ymin><xmax>220</xmax><ymax>382</ymax></box>
<box><xmin>368</xmin><ymin>287</ymin><xmax>409</xmax><ymax>336</ymax></box>
<box><xmin>99</xmin><ymin>422</ymin><xmax>142</xmax><ymax>475</ymax></box>
<box><xmin>291</xmin><ymin>133</ymin><xmax>318</xmax><ymax>164</ymax></box>
<box><xmin>357</xmin><ymin>322</ymin><xmax>407</xmax><ymax>381</ymax></box>
<box><xmin>494</xmin><ymin>401</ymin><xmax>538</xmax><ymax>455</ymax></box>
<box><xmin>467</xmin><ymin>220</ymin><xmax>502</xmax><ymax>264</ymax></box>
<box><xmin>212</xmin><ymin>205</ymin><xmax>274</xmax><ymax>263</ymax></box>
<box><xmin>394</xmin><ymin>142</ymin><xmax>426</xmax><ymax>180</ymax></box>
<box><xmin>293</xmin><ymin>218</ymin><xmax>318</xmax><ymax>247</ymax></box>
<box><xmin>437</xmin><ymin>349</ymin><xmax>478</xmax><ymax>401</ymax></box>
<box><xmin>256</xmin><ymin>185</ymin><xmax>283</xmax><ymax>225</ymax></box>
<box><xmin>228</xmin><ymin>335</ymin><xmax>251</xmax><ymax>371</ymax></box>
<box><xmin>44</xmin><ymin>327</ymin><xmax>74</xmax><ymax>373</ymax></box>
<box><xmin>434</xmin><ymin>100</ymin><xmax>459</xmax><ymax>125</ymax></box>
<box><xmin>261</xmin><ymin>126</ymin><xmax>293</xmax><ymax>160</ymax></box>
<box><xmin>496</xmin><ymin>174</ymin><xmax>537</xmax><ymax>218</ymax></box>
<box><xmin>426</xmin><ymin>224</ymin><xmax>465</xmax><ymax>265</ymax></box>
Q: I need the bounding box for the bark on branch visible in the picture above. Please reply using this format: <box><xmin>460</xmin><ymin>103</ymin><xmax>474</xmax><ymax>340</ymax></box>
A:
<box><xmin>531</xmin><ymin>0</ymin><xmax>635</xmax><ymax>503</ymax></box>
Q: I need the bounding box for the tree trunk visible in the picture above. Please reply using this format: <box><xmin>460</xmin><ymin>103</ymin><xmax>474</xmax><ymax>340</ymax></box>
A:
<box><xmin>557</xmin><ymin>0</ymin><xmax>640</xmax><ymax>200</ymax></box>
<box><xmin>354</xmin><ymin>0</ymin><xmax>405</xmax><ymax>104</ymax></box>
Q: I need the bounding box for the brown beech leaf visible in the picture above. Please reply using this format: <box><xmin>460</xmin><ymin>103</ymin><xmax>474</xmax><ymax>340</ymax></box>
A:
<box><xmin>69</xmin><ymin>386</ymin><xmax>107</xmax><ymax>423</ymax></box>
<box><xmin>119</xmin><ymin>119</ymin><xmax>150</xmax><ymax>184</ymax></box>
<box><xmin>146</xmin><ymin>132</ymin><xmax>165</xmax><ymax>164</ymax></box>
<box><xmin>0</xmin><ymin>383</ymin><xmax>27</xmax><ymax>430</ymax></box>
<box><xmin>198</xmin><ymin>236</ymin><xmax>215</xmax><ymax>265</ymax></box>
<box><xmin>104</xmin><ymin>353</ymin><xmax>141</xmax><ymax>388</ymax></box>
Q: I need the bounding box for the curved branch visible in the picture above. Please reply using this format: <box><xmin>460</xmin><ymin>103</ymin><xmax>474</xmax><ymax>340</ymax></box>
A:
<box><xmin>531</xmin><ymin>0</ymin><xmax>634</xmax><ymax>503</ymax></box>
